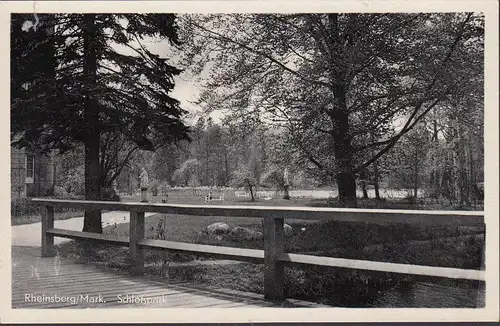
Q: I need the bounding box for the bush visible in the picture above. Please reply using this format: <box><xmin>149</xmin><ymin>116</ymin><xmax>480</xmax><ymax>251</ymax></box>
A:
<box><xmin>284</xmin><ymin>266</ymin><xmax>403</xmax><ymax>307</ymax></box>
<box><xmin>101</xmin><ymin>187</ymin><xmax>120</xmax><ymax>201</ymax></box>
<box><xmin>60</xmin><ymin>166</ymin><xmax>85</xmax><ymax>196</ymax></box>
<box><xmin>151</xmin><ymin>184</ymin><xmax>158</xmax><ymax>196</ymax></box>
<box><xmin>11</xmin><ymin>198</ymin><xmax>39</xmax><ymax>217</ymax></box>
<box><xmin>54</xmin><ymin>185</ymin><xmax>69</xmax><ymax>198</ymax></box>
<box><xmin>53</xmin><ymin>185</ymin><xmax>82</xmax><ymax>200</ymax></box>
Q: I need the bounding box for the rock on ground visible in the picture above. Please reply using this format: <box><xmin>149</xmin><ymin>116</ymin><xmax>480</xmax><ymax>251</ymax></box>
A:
<box><xmin>206</xmin><ymin>222</ymin><xmax>231</xmax><ymax>235</ymax></box>
<box><xmin>229</xmin><ymin>227</ymin><xmax>263</xmax><ymax>241</ymax></box>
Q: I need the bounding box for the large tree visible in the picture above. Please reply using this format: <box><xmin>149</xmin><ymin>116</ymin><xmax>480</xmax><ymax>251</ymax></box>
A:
<box><xmin>181</xmin><ymin>13</ymin><xmax>483</xmax><ymax>207</ymax></box>
<box><xmin>11</xmin><ymin>14</ymin><xmax>190</xmax><ymax>232</ymax></box>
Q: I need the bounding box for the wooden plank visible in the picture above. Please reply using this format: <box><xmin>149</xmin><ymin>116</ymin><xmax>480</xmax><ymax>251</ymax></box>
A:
<box><xmin>217</xmin><ymin>302</ymin><xmax>277</xmax><ymax>308</ymax></box>
<box><xmin>13</xmin><ymin>286</ymin><xmax>187</xmax><ymax>307</ymax></box>
<box><xmin>13</xmin><ymin>276</ymin><xmax>150</xmax><ymax>292</ymax></box>
<box><xmin>161</xmin><ymin>290</ymin><xmax>260</xmax><ymax>308</ymax></box>
<box><xmin>138</xmin><ymin>239</ymin><xmax>264</xmax><ymax>263</ymax></box>
<box><xmin>164</xmin><ymin>287</ymin><xmax>263</xmax><ymax>306</ymax></box>
<box><xmin>41</xmin><ymin>206</ymin><xmax>55</xmax><ymax>257</ymax></box>
<box><xmin>13</xmin><ymin>266</ymin><xmax>129</xmax><ymax>279</ymax></box>
<box><xmin>13</xmin><ymin>277</ymin><xmax>191</xmax><ymax>308</ymax></box>
<box><xmin>17</xmin><ymin>277</ymin><xmax>173</xmax><ymax>292</ymax></box>
<box><xmin>280</xmin><ymin>253</ymin><xmax>485</xmax><ymax>281</ymax></box>
<box><xmin>96</xmin><ymin>289</ymin><xmax>198</xmax><ymax>308</ymax></box>
<box><xmin>13</xmin><ymin>300</ymin><xmax>76</xmax><ymax>309</ymax></box>
<box><xmin>175</xmin><ymin>297</ymin><xmax>246</xmax><ymax>308</ymax></box>
<box><xmin>47</xmin><ymin>228</ymin><xmax>129</xmax><ymax>246</ymax></box>
<box><xmin>169</xmin><ymin>283</ymin><xmax>270</xmax><ymax>302</ymax></box>
<box><xmin>31</xmin><ymin>198</ymin><xmax>484</xmax><ymax>226</ymax></box>
<box><xmin>12</xmin><ymin>256</ymin><xmax>325</xmax><ymax>309</ymax></box>
<box><xmin>165</xmin><ymin>282</ymin><xmax>325</xmax><ymax>307</ymax></box>
<box><xmin>264</xmin><ymin>217</ymin><xmax>284</xmax><ymax>302</ymax></box>
<box><xmin>12</xmin><ymin>270</ymin><xmax>100</xmax><ymax>279</ymax></box>
<box><xmin>129</xmin><ymin>211</ymin><xmax>145</xmax><ymax>275</ymax></box>
<box><xmin>206</xmin><ymin>301</ymin><xmax>271</xmax><ymax>308</ymax></box>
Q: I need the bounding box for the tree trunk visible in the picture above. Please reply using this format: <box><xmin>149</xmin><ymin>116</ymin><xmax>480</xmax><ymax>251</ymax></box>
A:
<box><xmin>82</xmin><ymin>15</ymin><xmax>102</xmax><ymax>233</ymax></box>
<box><xmin>361</xmin><ymin>181</ymin><xmax>368</xmax><ymax>199</ymax></box>
<box><xmin>249</xmin><ymin>185</ymin><xmax>255</xmax><ymax>201</ymax></box>
<box><xmin>224</xmin><ymin>147</ymin><xmax>229</xmax><ymax>186</ymax></box>
<box><xmin>205</xmin><ymin>147</ymin><xmax>209</xmax><ymax>186</ymax></box>
<box><xmin>359</xmin><ymin>167</ymin><xmax>369</xmax><ymax>199</ymax></box>
<box><xmin>336</xmin><ymin>171</ymin><xmax>357</xmax><ymax>207</ymax></box>
<box><xmin>331</xmin><ymin>97</ymin><xmax>357</xmax><ymax>207</ymax></box>
<box><xmin>374</xmin><ymin>161</ymin><xmax>380</xmax><ymax>200</ymax></box>
<box><xmin>413</xmin><ymin>149</ymin><xmax>419</xmax><ymax>201</ymax></box>
<box><xmin>128</xmin><ymin>170</ymin><xmax>132</xmax><ymax>195</ymax></box>
<box><xmin>370</xmin><ymin>132</ymin><xmax>381</xmax><ymax>200</ymax></box>
<box><xmin>283</xmin><ymin>185</ymin><xmax>290</xmax><ymax>200</ymax></box>
<box><xmin>328</xmin><ymin>13</ymin><xmax>357</xmax><ymax>208</ymax></box>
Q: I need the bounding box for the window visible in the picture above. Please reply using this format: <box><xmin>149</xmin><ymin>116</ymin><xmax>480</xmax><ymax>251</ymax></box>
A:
<box><xmin>25</xmin><ymin>154</ymin><xmax>34</xmax><ymax>184</ymax></box>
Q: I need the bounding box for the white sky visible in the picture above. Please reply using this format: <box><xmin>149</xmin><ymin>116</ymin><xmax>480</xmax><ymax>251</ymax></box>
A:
<box><xmin>138</xmin><ymin>37</ymin><xmax>223</xmax><ymax>125</ymax></box>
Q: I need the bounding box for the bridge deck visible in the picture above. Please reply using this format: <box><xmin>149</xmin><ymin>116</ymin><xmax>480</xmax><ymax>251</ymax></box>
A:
<box><xmin>11</xmin><ymin>247</ymin><xmax>325</xmax><ymax>308</ymax></box>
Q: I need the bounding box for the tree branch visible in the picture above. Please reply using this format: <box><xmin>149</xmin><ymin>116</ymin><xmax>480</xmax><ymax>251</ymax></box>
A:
<box><xmin>189</xmin><ymin>20</ymin><xmax>332</xmax><ymax>90</ymax></box>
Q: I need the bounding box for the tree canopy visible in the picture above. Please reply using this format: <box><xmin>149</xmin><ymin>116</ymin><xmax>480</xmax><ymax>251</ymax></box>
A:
<box><xmin>180</xmin><ymin>13</ymin><xmax>484</xmax><ymax>207</ymax></box>
<box><xmin>12</xmin><ymin>14</ymin><xmax>189</xmax><ymax>152</ymax></box>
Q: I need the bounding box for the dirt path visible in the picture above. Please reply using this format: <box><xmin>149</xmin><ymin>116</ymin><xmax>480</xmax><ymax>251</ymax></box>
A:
<box><xmin>11</xmin><ymin>211</ymin><xmax>156</xmax><ymax>247</ymax></box>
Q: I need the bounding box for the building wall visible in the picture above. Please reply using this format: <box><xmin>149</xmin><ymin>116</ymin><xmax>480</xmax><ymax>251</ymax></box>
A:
<box><xmin>11</xmin><ymin>147</ymin><xmax>26</xmax><ymax>199</ymax></box>
<box><xmin>11</xmin><ymin>147</ymin><xmax>55</xmax><ymax>199</ymax></box>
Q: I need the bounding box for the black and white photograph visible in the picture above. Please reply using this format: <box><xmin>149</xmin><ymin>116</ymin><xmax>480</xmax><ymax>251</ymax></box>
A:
<box><xmin>2</xmin><ymin>0</ymin><xmax>498</xmax><ymax>323</ymax></box>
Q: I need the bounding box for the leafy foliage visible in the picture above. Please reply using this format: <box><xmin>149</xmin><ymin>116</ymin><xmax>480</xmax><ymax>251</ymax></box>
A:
<box><xmin>260</xmin><ymin>165</ymin><xmax>286</xmax><ymax>191</ymax></box>
<box><xmin>171</xmin><ymin>158</ymin><xmax>201</xmax><ymax>186</ymax></box>
<box><xmin>180</xmin><ymin>13</ymin><xmax>484</xmax><ymax>206</ymax></box>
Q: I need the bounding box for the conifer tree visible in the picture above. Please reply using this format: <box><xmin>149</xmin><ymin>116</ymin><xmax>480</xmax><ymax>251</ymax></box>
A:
<box><xmin>11</xmin><ymin>14</ymin><xmax>189</xmax><ymax>232</ymax></box>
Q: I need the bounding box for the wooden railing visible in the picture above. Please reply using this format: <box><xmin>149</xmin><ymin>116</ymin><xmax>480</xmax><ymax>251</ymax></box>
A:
<box><xmin>32</xmin><ymin>198</ymin><xmax>486</xmax><ymax>302</ymax></box>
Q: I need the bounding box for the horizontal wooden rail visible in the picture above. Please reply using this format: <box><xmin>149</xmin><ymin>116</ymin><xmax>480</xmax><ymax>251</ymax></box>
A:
<box><xmin>138</xmin><ymin>239</ymin><xmax>264</xmax><ymax>263</ymax></box>
<box><xmin>31</xmin><ymin>198</ymin><xmax>485</xmax><ymax>226</ymax></box>
<box><xmin>33</xmin><ymin>198</ymin><xmax>486</xmax><ymax>303</ymax></box>
<box><xmin>47</xmin><ymin>228</ymin><xmax>129</xmax><ymax>247</ymax></box>
<box><xmin>45</xmin><ymin>228</ymin><xmax>485</xmax><ymax>281</ymax></box>
<box><xmin>279</xmin><ymin>253</ymin><xmax>485</xmax><ymax>281</ymax></box>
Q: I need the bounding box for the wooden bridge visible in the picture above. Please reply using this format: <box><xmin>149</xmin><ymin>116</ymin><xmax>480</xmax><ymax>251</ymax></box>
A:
<box><xmin>12</xmin><ymin>246</ymin><xmax>321</xmax><ymax>308</ymax></box>
<box><xmin>12</xmin><ymin>199</ymin><xmax>485</xmax><ymax>308</ymax></box>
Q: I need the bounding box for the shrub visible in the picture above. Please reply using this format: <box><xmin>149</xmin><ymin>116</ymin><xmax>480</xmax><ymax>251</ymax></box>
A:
<box><xmin>54</xmin><ymin>185</ymin><xmax>69</xmax><ymax>198</ymax></box>
<box><xmin>53</xmin><ymin>185</ymin><xmax>83</xmax><ymax>200</ymax></box>
<box><xmin>11</xmin><ymin>198</ymin><xmax>39</xmax><ymax>217</ymax></box>
<box><xmin>60</xmin><ymin>166</ymin><xmax>85</xmax><ymax>196</ymax></box>
<box><xmin>284</xmin><ymin>266</ymin><xmax>403</xmax><ymax>307</ymax></box>
<box><xmin>151</xmin><ymin>184</ymin><xmax>158</xmax><ymax>196</ymax></box>
<box><xmin>101</xmin><ymin>187</ymin><xmax>120</xmax><ymax>202</ymax></box>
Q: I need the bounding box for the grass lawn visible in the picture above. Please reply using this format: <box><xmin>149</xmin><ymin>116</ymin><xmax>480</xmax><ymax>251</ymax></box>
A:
<box><xmin>95</xmin><ymin>210</ymin><xmax>484</xmax><ymax>265</ymax></box>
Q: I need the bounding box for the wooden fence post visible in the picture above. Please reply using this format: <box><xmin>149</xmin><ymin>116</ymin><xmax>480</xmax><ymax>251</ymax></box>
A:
<box><xmin>263</xmin><ymin>216</ymin><xmax>285</xmax><ymax>302</ymax></box>
<box><xmin>41</xmin><ymin>206</ymin><xmax>55</xmax><ymax>257</ymax></box>
<box><xmin>129</xmin><ymin>211</ymin><xmax>145</xmax><ymax>275</ymax></box>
